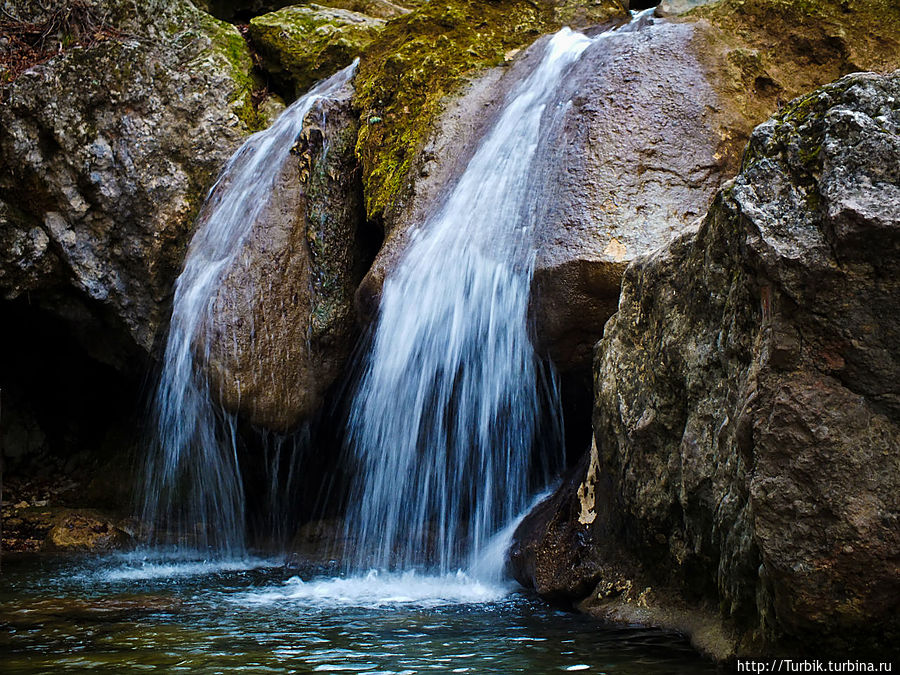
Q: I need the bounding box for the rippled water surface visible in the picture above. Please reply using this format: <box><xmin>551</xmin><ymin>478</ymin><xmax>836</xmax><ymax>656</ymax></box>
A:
<box><xmin>1</xmin><ymin>554</ymin><xmax>719</xmax><ymax>674</ymax></box>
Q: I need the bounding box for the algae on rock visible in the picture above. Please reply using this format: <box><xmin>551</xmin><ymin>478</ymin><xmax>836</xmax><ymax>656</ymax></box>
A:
<box><xmin>351</xmin><ymin>0</ymin><xmax>629</xmax><ymax>224</ymax></box>
<box><xmin>249</xmin><ymin>4</ymin><xmax>385</xmax><ymax>98</ymax></box>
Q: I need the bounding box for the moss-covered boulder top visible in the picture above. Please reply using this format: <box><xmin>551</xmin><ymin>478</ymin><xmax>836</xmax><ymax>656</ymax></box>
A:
<box><xmin>249</xmin><ymin>4</ymin><xmax>386</xmax><ymax>97</ymax></box>
<box><xmin>350</xmin><ymin>0</ymin><xmax>629</xmax><ymax>223</ymax></box>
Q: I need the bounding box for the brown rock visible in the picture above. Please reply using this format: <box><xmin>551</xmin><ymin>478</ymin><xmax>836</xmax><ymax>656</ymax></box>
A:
<box><xmin>43</xmin><ymin>511</ymin><xmax>134</xmax><ymax>552</ymax></box>
<box><xmin>356</xmin><ymin>16</ymin><xmax>756</xmax><ymax>370</ymax></box>
<box><xmin>357</xmin><ymin>0</ymin><xmax>900</xmax><ymax>373</ymax></box>
<box><xmin>204</xmin><ymin>82</ymin><xmax>368</xmax><ymax>430</ymax></box>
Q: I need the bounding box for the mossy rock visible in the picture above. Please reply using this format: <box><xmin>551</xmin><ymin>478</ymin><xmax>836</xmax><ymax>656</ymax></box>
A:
<box><xmin>249</xmin><ymin>4</ymin><xmax>386</xmax><ymax>97</ymax></box>
<box><xmin>200</xmin><ymin>0</ymin><xmax>415</xmax><ymax>21</ymax></box>
<box><xmin>353</xmin><ymin>0</ymin><xmax>629</xmax><ymax>223</ymax></box>
<box><xmin>190</xmin><ymin>10</ymin><xmax>262</xmax><ymax>129</ymax></box>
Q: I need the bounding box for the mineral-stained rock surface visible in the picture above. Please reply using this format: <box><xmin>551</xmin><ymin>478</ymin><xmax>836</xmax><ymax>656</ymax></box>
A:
<box><xmin>203</xmin><ymin>81</ymin><xmax>369</xmax><ymax>431</ymax></box>
<box><xmin>0</xmin><ymin>0</ymin><xmax>260</xmax><ymax>370</ymax></box>
<box><xmin>509</xmin><ymin>70</ymin><xmax>900</xmax><ymax>658</ymax></box>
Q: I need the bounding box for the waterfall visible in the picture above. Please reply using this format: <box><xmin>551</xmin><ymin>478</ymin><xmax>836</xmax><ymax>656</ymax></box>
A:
<box><xmin>343</xmin><ymin>29</ymin><xmax>602</xmax><ymax>574</ymax></box>
<box><xmin>140</xmin><ymin>63</ymin><xmax>358</xmax><ymax>556</ymax></box>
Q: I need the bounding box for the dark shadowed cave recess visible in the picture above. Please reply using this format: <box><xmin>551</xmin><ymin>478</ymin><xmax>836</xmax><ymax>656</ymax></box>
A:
<box><xmin>0</xmin><ymin>291</ymin><xmax>598</xmax><ymax>552</ymax></box>
<box><xmin>0</xmin><ymin>296</ymin><xmax>145</xmax><ymax>512</ymax></box>
<box><xmin>627</xmin><ymin>0</ymin><xmax>661</xmax><ymax>9</ymax></box>
<box><xmin>238</xmin><ymin>350</ymin><xmax>596</xmax><ymax>553</ymax></box>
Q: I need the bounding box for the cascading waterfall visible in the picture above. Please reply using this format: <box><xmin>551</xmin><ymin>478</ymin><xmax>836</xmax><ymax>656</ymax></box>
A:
<box><xmin>343</xmin><ymin>28</ymin><xmax>600</xmax><ymax>575</ymax></box>
<box><xmin>140</xmin><ymin>63</ymin><xmax>358</xmax><ymax>555</ymax></box>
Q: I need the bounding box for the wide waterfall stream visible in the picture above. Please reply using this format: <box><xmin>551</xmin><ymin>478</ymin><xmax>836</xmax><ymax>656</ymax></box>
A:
<box><xmin>2</xmin><ymin>11</ymin><xmax>720</xmax><ymax>673</ymax></box>
<box><xmin>342</xmin><ymin>27</ymin><xmax>591</xmax><ymax>575</ymax></box>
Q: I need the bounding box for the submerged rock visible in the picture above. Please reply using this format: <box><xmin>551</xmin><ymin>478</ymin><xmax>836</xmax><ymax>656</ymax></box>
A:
<box><xmin>43</xmin><ymin>511</ymin><xmax>135</xmax><ymax>552</ymax></box>
<box><xmin>203</xmin><ymin>80</ymin><xmax>369</xmax><ymax>431</ymax></box>
<box><xmin>509</xmin><ymin>71</ymin><xmax>900</xmax><ymax>658</ymax></box>
<box><xmin>0</xmin><ymin>0</ymin><xmax>260</xmax><ymax>370</ymax></box>
<box><xmin>249</xmin><ymin>4</ymin><xmax>385</xmax><ymax>97</ymax></box>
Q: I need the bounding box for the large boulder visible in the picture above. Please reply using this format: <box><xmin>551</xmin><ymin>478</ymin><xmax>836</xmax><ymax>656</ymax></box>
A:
<box><xmin>509</xmin><ymin>71</ymin><xmax>900</xmax><ymax>658</ymax></box>
<box><xmin>356</xmin><ymin>0</ymin><xmax>900</xmax><ymax>372</ymax></box>
<box><xmin>0</xmin><ymin>0</ymin><xmax>262</xmax><ymax>371</ymax></box>
<box><xmin>203</xmin><ymin>81</ymin><xmax>369</xmax><ymax>431</ymax></box>
<box><xmin>357</xmin><ymin>14</ymin><xmax>753</xmax><ymax>368</ymax></box>
<box><xmin>248</xmin><ymin>4</ymin><xmax>385</xmax><ymax>98</ymax></box>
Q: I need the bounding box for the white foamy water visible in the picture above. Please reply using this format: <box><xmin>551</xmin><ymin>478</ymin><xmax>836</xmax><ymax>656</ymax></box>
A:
<box><xmin>234</xmin><ymin>570</ymin><xmax>511</xmax><ymax>610</ymax></box>
<box><xmin>58</xmin><ymin>553</ymin><xmax>279</xmax><ymax>584</ymax></box>
<box><xmin>94</xmin><ymin>558</ymin><xmax>276</xmax><ymax>583</ymax></box>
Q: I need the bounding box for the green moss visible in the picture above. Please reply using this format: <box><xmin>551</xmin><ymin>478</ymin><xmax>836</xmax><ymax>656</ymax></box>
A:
<box><xmin>249</xmin><ymin>6</ymin><xmax>385</xmax><ymax>97</ymax></box>
<box><xmin>353</xmin><ymin>0</ymin><xmax>627</xmax><ymax>222</ymax></box>
<box><xmin>155</xmin><ymin>2</ymin><xmax>261</xmax><ymax>131</ymax></box>
<box><xmin>195</xmin><ymin>12</ymin><xmax>263</xmax><ymax>130</ymax></box>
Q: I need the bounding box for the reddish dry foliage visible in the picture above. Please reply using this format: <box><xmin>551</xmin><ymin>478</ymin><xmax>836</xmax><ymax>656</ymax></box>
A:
<box><xmin>0</xmin><ymin>1</ymin><xmax>122</xmax><ymax>83</ymax></box>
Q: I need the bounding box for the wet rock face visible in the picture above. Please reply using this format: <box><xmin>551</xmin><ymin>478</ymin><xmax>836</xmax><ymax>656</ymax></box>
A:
<box><xmin>530</xmin><ymin>18</ymin><xmax>749</xmax><ymax>372</ymax></box>
<box><xmin>0</xmin><ymin>0</ymin><xmax>258</xmax><ymax>370</ymax></box>
<box><xmin>351</xmin><ymin>0</ymin><xmax>629</xmax><ymax>224</ymax></box>
<box><xmin>355</xmin><ymin>16</ymin><xmax>758</xmax><ymax>369</ymax></box>
<box><xmin>510</xmin><ymin>71</ymin><xmax>900</xmax><ymax>656</ymax></box>
<box><xmin>203</xmin><ymin>83</ymin><xmax>369</xmax><ymax>431</ymax></box>
<box><xmin>356</xmin><ymin>0</ymin><xmax>900</xmax><ymax>373</ymax></box>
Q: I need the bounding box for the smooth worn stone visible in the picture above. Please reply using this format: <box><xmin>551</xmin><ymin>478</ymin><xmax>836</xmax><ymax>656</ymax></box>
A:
<box><xmin>202</xmin><ymin>81</ymin><xmax>369</xmax><ymax>431</ymax></box>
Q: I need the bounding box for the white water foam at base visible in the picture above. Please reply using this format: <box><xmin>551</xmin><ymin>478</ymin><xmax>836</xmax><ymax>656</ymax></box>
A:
<box><xmin>233</xmin><ymin>570</ymin><xmax>512</xmax><ymax>610</ymax></box>
<box><xmin>228</xmin><ymin>491</ymin><xmax>555</xmax><ymax>610</ymax></box>
<box><xmin>70</xmin><ymin>554</ymin><xmax>279</xmax><ymax>583</ymax></box>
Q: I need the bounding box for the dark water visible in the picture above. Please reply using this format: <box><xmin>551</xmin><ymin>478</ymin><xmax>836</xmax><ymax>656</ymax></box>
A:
<box><xmin>0</xmin><ymin>554</ymin><xmax>719</xmax><ymax>674</ymax></box>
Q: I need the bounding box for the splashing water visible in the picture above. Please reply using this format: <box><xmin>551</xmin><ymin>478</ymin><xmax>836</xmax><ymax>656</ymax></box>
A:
<box><xmin>343</xmin><ymin>29</ymin><xmax>600</xmax><ymax>574</ymax></box>
<box><xmin>344</xmin><ymin>8</ymin><xmax>655</xmax><ymax>575</ymax></box>
<box><xmin>140</xmin><ymin>63</ymin><xmax>358</xmax><ymax>556</ymax></box>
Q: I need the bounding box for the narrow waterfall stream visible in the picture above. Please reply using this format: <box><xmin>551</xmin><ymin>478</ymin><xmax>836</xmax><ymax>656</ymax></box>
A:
<box><xmin>341</xmin><ymin>11</ymin><xmax>655</xmax><ymax>583</ymax></box>
<box><xmin>139</xmin><ymin>63</ymin><xmax>358</xmax><ymax>555</ymax></box>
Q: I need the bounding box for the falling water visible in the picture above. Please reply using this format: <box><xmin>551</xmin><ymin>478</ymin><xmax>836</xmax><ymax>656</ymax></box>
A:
<box><xmin>344</xmin><ymin>29</ymin><xmax>603</xmax><ymax>574</ymax></box>
<box><xmin>140</xmin><ymin>63</ymin><xmax>358</xmax><ymax>555</ymax></box>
